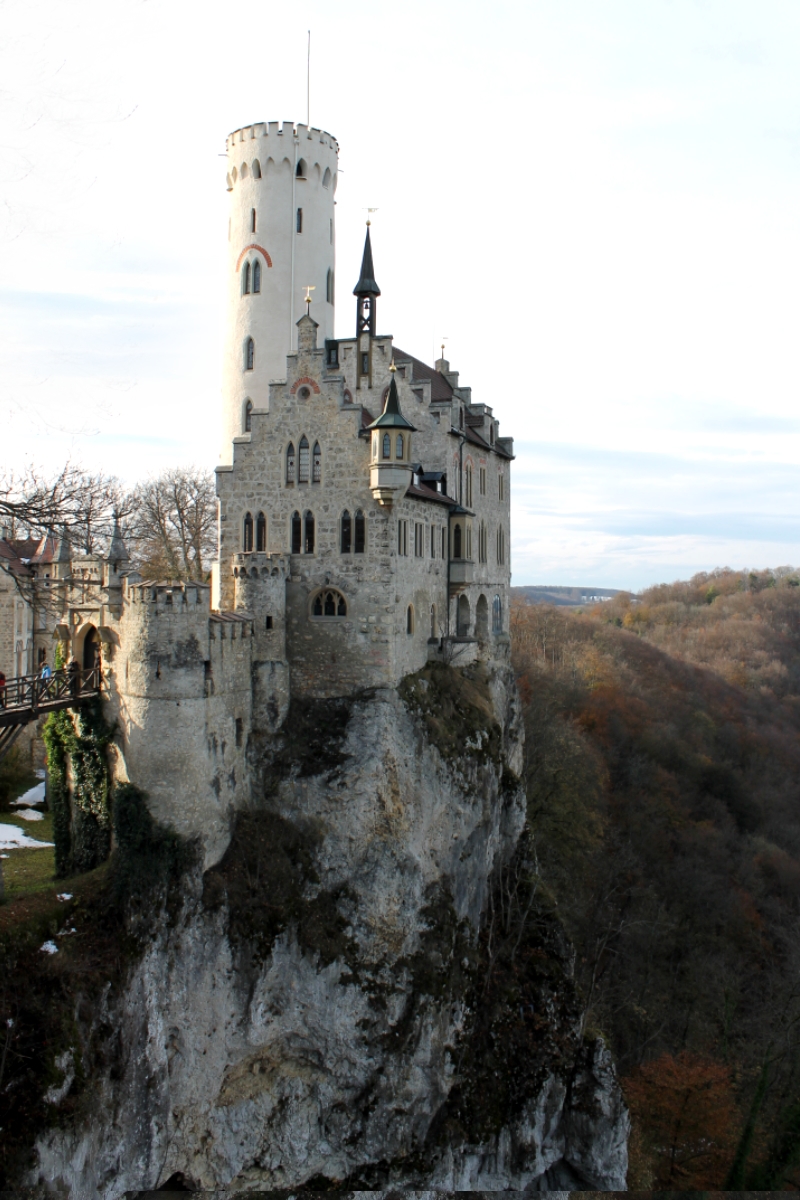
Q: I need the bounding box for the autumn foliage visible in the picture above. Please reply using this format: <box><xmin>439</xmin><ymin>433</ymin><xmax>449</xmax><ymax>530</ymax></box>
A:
<box><xmin>511</xmin><ymin>567</ymin><xmax>800</xmax><ymax>1189</ymax></box>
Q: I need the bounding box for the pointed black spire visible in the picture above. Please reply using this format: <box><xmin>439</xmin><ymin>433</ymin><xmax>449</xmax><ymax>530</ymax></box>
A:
<box><xmin>353</xmin><ymin>225</ymin><xmax>381</xmax><ymax>298</ymax></box>
<box><xmin>367</xmin><ymin>369</ymin><xmax>415</xmax><ymax>431</ymax></box>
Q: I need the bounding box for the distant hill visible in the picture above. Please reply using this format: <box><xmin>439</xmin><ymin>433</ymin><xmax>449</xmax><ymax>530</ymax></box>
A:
<box><xmin>512</xmin><ymin>585</ymin><xmax>628</xmax><ymax>608</ymax></box>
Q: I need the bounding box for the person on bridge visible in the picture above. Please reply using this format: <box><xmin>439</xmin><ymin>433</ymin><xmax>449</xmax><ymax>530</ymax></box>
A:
<box><xmin>40</xmin><ymin>659</ymin><xmax>53</xmax><ymax>700</ymax></box>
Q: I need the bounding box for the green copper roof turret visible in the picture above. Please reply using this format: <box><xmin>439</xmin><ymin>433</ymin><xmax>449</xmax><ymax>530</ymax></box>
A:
<box><xmin>367</xmin><ymin>374</ymin><xmax>416</xmax><ymax>430</ymax></box>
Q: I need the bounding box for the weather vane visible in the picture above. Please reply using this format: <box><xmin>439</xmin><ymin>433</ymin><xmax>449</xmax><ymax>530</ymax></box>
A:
<box><xmin>304</xmin><ymin>285</ymin><xmax>316</xmax><ymax>309</ymax></box>
<box><xmin>364</xmin><ymin>207</ymin><xmax>378</xmax><ymax>226</ymax></box>
<box><xmin>440</xmin><ymin>336</ymin><xmax>448</xmax><ymax>360</ymax></box>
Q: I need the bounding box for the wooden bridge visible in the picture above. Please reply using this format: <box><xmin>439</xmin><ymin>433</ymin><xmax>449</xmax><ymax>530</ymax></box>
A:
<box><xmin>0</xmin><ymin>667</ymin><xmax>101</xmax><ymax>761</ymax></box>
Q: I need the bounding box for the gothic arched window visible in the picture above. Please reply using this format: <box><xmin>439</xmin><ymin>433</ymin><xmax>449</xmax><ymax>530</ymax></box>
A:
<box><xmin>291</xmin><ymin>510</ymin><xmax>301</xmax><ymax>554</ymax></box>
<box><xmin>244</xmin><ymin>399</ymin><xmax>253</xmax><ymax>432</ymax></box>
<box><xmin>303</xmin><ymin>510</ymin><xmax>315</xmax><ymax>554</ymax></box>
<box><xmin>253</xmin><ymin>260</ymin><xmax>261</xmax><ymax>293</ymax></box>
<box><xmin>341</xmin><ymin>510</ymin><xmax>351</xmax><ymax>554</ymax></box>
<box><xmin>396</xmin><ymin>433</ymin><xmax>404</xmax><ymax>460</ymax></box>
<box><xmin>354</xmin><ymin>510</ymin><xmax>365</xmax><ymax>554</ymax></box>
<box><xmin>492</xmin><ymin>594</ymin><xmax>503</xmax><ymax>633</ymax></box>
<box><xmin>298</xmin><ymin>436</ymin><xmax>310</xmax><ymax>483</ymax></box>
<box><xmin>256</xmin><ymin>512</ymin><xmax>266</xmax><ymax>552</ymax></box>
<box><xmin>312</xmin><ymin>589</ymin><xmax>346</xmax><ymax>618</ymax></box>
<box><xmin>243</xmin><ymin>512</ymin><xmax>253</xmax><ymax>553</ymax></box>
<box><xmin>245</xmin><ymin>338</ymin><xmax>254</xmax><ymax>371</ymax></box>
<box><xmin>242</xmin><ymin>262</ymin><xmax>251</xmax><ymax>295</ymax></box>
<box><xmin>312</xmin><ymin>442</ymin><xmax>321</xmax><ymax>483</ymax></box>
<box><xmin>453</xmin><ymin>523</ymin><xmax>462</xmax><ymax>559</ymax></box>
<box><xmin>382</xmin><ymin>433</ymin><xmax>391</xmax><ymax>459</ymax></box>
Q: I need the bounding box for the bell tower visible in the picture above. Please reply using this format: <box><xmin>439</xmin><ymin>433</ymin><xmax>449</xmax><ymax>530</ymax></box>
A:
<box><xmin>353</xmin><ymin>223</ymin><xmax>380</xmax><ymax>390</ymax></box>
<box><xmin>220</xmin><ymin>122</ymin><xmax>339</xmax><ymax>464</ymax></box>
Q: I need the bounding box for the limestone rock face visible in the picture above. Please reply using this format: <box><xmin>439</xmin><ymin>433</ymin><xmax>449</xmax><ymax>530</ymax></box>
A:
<box><xmin>28</xmin><ymin>664</ymin><xmax>628</xmax><ymax>1195</ymax></box>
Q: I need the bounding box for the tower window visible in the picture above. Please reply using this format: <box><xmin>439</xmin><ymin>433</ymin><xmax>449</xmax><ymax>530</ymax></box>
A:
<box><xmin>354</xmin><ymin>509</ymin><xmax>365</xmax><ymax>554</ymax></box>
<box><xmin>382</xmin><ymin>433</ymin><xmax>391</xmax><ymax>460</ymax></box>
<box><xmin>286</xmin><ymin>442</ymin><xmax>296</xmax><ymax>484</ymax></box>
<box><xmin>453</xmin><ymin>523</ymin><xmax>462</xmax><ymax>559</ymax></box>
<box><xmin>330</xmin><ymin>217</ymin><xmax>333</xmax><ymax>243</ymax></box>
<box><xmin>291</xmin><ymin>510</ymin><xmax>302</xmax><ymax>554</ymax></box>
<box><xmin>266</xmin><ymin>615</ymin><xmax>273</xmax><ymax>630</ymax></box>
<box><xmin>496</xmin><ymin>525</ymin><xmax>505</xmax><ymax>565</ymax></box>
<box><xmin>244</xmin><ymin>399</ymin><xmax>253</xmax><ymax>432</ymax></box>
<box><xmin>326</xmin><ymin>268</ymin><xmax>334</xmax><ymax>304</ymax></box>
<box><xmin>243</xmin><ymin>512</ymin><xmax>253</xmax><ymax>553</ymax></box>
<box><xmin>245</xmin><ymin>338</ymin><xmax>254</xmax><ymax>371</ymax></box>
<box><xmin>298</xmin><ymin>435</ymin><xmax>310</xmax><ymax>483</ymax></box>
<box><xmin>296</xmin><ymin>158</ymin><xmax>307</xmax><ymax>178</ymax></box>
<box><xmin>323</xmin><ymin>167</ymin><xmax>332</xmax><ymax>188</ymax></box>
<box><xmin>303</xmin><ymin>510</ymin><xmax>315</xmax><ymax>554</ymax></box>
<box><xmin>406</xmin><ymin>605</ymin><xmax>414</xmax><ymax>635</ymax></box>
<box><xmin>296</xmin><ymin>208</ymin><xmax>303</xmax><ymax>233</ymax></box>
<box><xmin>395</xmin><ymin>433</ymin><xmax>404</xmax><ymax>460</ymax></box>
<box><xmin>242</xmin><ymin>262</ymin><xmax>251</xmax><ymax>295</ymax></box>
<box><xmin>252</xmin><ymin>159</ymin><xmax>262</xmax><ymax>179</ymax></box>
<box><xmin>341</xmin><ymin>510</ymin><xmax>351</xmax><ymax>553</ymax></box>
<box><xmin>312</xmin><ymin>442</ymin><xmax>321</xmax><ymax>483</ymax></box>
<box><xmin>256</xmin><ymin>512</ymin><xmax>266</xmax><ymax>552</ymax></box>
<box><xmin>253</xmin><ymin>260</ymin><xmax>261</xmax><ymax>293</ymax></box>
<box><xmin>251</xmin><ymin>208</ymin><xmax>256</xmax><ymax>233</ymax></box>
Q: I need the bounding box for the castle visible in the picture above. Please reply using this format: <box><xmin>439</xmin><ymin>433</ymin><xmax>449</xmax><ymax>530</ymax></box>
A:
<box><xmin>4</xmin><ymin>121</ymin><xmax>514</xmax><ymax>865</ymax></box>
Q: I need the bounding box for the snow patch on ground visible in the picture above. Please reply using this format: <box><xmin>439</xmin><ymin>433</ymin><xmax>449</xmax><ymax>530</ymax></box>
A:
<box><xmin>0</xmin><ymin>823</ymin><xmax>54</xmax><ymax>850</ymax></box>
<box><xmin>40</xmin><ymin>941</ymin><xmax>58</xmax><ymax>955</ymax></box>
<box><xmin>15</xmin><ymin>808</ymin><xmax>44</xmax><ymax>821</ymax></box>
<box><xmin>13</xmin><ymin>781</ymin><xmax>46</xmax><ymax>806</ymax></box>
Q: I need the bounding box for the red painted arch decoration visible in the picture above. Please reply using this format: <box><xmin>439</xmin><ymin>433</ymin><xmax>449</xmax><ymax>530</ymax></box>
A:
<box><xmin>291</xmin><ymin>376</ymin><xmax>321</xmax><ymax>395</ymax></box>
<box><xmin>236</xmin><ymin>244</ymin><xmax>273</xmax><ymax>271</ymax></box>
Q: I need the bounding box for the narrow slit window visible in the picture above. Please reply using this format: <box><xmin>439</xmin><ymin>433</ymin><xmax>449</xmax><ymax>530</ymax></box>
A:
<box><xmin>296</xmin><ymin>207</ymin><xmax>303</xmax><ymax>233</ymax></box>
<box><xmin>396</xmin><ymin>433</ymin><xmax>404</xmax><ymax>459</ymax></box>
<box><xmin>256</xmin><ymin>512</ymin><xmax>266</xmax><ymax>552</ymax></box>
<box><xmin>312</xmin><ymin>442</ymin><xmax>321</xmax><ymax>483</ymax></box>
<box><xmin>453</xmin><ymin>523</ymin><xmax>462</xmax><ymax>559</ymax></box>
<box><xmin>242</xmin><ymin>262</ymin><xmax>251</xmax><ymax>295</ymax></box>
<box><xmin>291</xmin><ymin>511</ymin><xmax>302</xmax><ymax>554</ymax></box>
<box><xmin>286</xmin><ymin>442</ymin><xmax>296</xmax><ymax>483</ymax></box>
<box><xmin>243</xmin><ymin>512</ymin><xmax>253</xmax><ymax>552</ymax></box>
<box><xmin>303</xmin><ymin>510</ymin><xmax>315</xmax><ymax>554</ymax></box>
<box><xmin>245</xmin><ymin>338</ymin><xmax>254</xmax><ymax>370</ymax></box>
<box><xmin>253</xmin><ymin>260</ymin><xmax>261</xmax><ymax>293</ymax></box>
<box><xmin>341</xmin><ymin>510</ymin><xmax>352</xmax><ymax>553</ymax></box>
<box><xmin>298</xmin><ymin>435</ymin><xmax>310</xmax><ymax>483</ymax></box>
<box><xmin>354</xmin><ymin>510</ymin><xmax>365</xmax><ymax>554</ymax></box>
<box><xmin>244</xmin><ymin>399</ymin><xmax>253</xmax><ymax>432</ymax></box>
<box><xmin>251</xmin><ymin>209</ymin><xmax>256</xmax><ymax>233</ymax></box>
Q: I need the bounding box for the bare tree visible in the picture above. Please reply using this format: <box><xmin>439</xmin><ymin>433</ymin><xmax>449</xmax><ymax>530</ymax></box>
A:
<box><xmin>0</xmin><ymin>463</ymin><xmax>129</xmax><ymax>549</ymax></box>
<box><xmin>126</xmin><ymin>467</ymin><xmax>217</xmax><ymax>582</ymax></box>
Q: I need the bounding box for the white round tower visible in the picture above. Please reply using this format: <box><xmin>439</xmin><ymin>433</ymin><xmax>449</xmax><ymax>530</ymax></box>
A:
<box><xmin>221</xmin><ymin>121</ymin><xmax>338</xmax><ymax>463</ymax></box>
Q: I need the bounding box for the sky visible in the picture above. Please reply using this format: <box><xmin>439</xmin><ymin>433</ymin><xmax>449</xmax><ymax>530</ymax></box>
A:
<box><xmin>1</xmin><ymin>0</ymin><xmax>800</xmax><ymax>590</ymax></box>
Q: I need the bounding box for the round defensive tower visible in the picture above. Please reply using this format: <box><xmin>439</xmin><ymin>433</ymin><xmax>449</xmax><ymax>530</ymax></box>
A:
<box><xmin>221</xmin><ymin>121</ymin><xmax>339</xmax><ymax>463</ymax></box>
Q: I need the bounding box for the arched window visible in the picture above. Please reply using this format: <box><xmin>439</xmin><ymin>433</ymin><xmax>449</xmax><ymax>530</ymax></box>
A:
<box><xmin>291</xmin><ymin>510</ymin><xmax>302</xmax><ymax>554</ymax></box>
<box><xmin>341</xmin><ymin>510</ymin><xmax>351</xmax><ymax>553</ymax></box>
<box><xmin>382</xmin><ymin>433</ymin><xmax>391</xmax><ymax>459</ymax></box>
<box><xmin>298</xmin><ymin>435</ymin><xmax>310</xmax><ymax>483</ymax></box>
<box><xmin>465</xmin><ymin>464</ymin><xmax>473</xmax><ymax>507</ymax></box>
<box><xmin>242</xmin><ymin>262</ymin><xmax>251</xmax><ymax>295</ymax></box>
<box><xmin>476</xmin><ymin>594</ymin><xmax>489</xmax><ymax>639</ymax></box>
<box><xmin>286</xmin><ymin>442</ymin><xmax>296</xmax><ymax>483</ymax></box>
<box><xmin>492</xmin><ymin>594</ymin><xmax>503</xmax><ymax>633</ymax></box>
<box><xmin>245</xmin><ymin>338</ymin><xmax>254</xmax><ymax>370</ymax></box>
<box><xmin>303</xmin><ymin>510</ymin><xmax>315</xmax><ymax>554</ymax></box>
<box><xmin>453</xmin><ymin>523</ymin><xmax>462</xmax><ymax>559</ymax></box>
<box><xmin>354</xmin><ymin>509</ymin><xmax>365</xmax><ymax>554</ymax></box>
<box><xmin>457</xmin><ymin>595</ymin><xmax>470</xmax><ymax>638</ymax></box>
<box><xmin>253</xmin><ymin>260</ymin><xmax>261</xmax><ymax>293</ymax></box>
<box><xmin>406</xmin><ymin>604</ymin><xmax>414</xmax><ymax>635</ymax></box>
<box><xmin>256</xmin><ymin>512</ymin><xmax>266</xmax><ymax>552</ymax></box>
<box><xmin>497</xmin><ymin>525</ymin><xmax>505</xmax><ymax>565</ymax></box>
<box><xmin>244</xmin><ymin>399</ymin><xmax>253</xmax><ymax>432</ymax></box>
<box><xmin>312</xmin><ymin>589</ymin><xmax>347</xmax><ymax>617</ymax></box>
<box><xmin>312</xmin><ymin>442</ymin><xmax>321</xmax><ymax>483</ymax></box>
<box><xmin>241</xmin><ymin>162</ymin><xmax>249</xmax><ymax>179</ymax></box>
<box><xmin>396</xmin><ymin>433</ymin><xmax>404</xmax><ymax>460</ymax></box>
<box><xmin>252</xmin><ymin>159</ymin><xmax>262</xmax><ymax>179</ymax></box>
<box><xmin>323</xmin><ymin>166</ymin><xmax>332</xmax><ymax>188</ymax></box>
<box><xmin>243</xmin><ymin>512</ymin><xmax>253</xmax><ymax>552</ymax></box>
<box><xmin>296</xmin><ymin>158</ymin><xmax>307</xmax><ymax>178</ymax></box>
<box><xmin>326</xmin><ymin>268</ymin><xmax>334</xmax><ymax>303</ymax></box>
<box><xmin>430</xmin><ymin>603</ymin><xmax>437</xmax><ymax>639</ymax></box>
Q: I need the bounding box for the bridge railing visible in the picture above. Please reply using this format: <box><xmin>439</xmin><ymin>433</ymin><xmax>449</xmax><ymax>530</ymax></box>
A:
<box><xmin>0</xmin><ymin>666</ymin><xmax>101</xmax><ymax>714</ymax></box>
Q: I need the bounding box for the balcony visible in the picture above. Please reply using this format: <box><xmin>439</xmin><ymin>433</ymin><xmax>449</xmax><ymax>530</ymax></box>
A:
<box><xmin>449</xmin><ymin>559</ymin><xmax>474</xmax><ymax>590</ymax></box>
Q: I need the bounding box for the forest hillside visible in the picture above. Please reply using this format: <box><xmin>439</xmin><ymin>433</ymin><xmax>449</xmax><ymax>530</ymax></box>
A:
<box><xmin>512</xmin><ymin>567</ymin><xmax>800</xmax><ymax>1190</ymax></box>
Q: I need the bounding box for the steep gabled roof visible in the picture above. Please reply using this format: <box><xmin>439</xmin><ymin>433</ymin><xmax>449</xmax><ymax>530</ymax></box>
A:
<box><xmin>391</xmin><ymin>348</ymin><xmax>454</xmax><ymax>402</ymax></box>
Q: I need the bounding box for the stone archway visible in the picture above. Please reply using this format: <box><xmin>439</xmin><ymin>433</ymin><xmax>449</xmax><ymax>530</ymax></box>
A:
<box><xmin>476</xmin><ymin>594</ymin><xmax>489</xmax><ymax>640</ymax></box>
<box><xmin>79</xmin><ymin>625</ymin><xmax>100</xmax><ymax>673</ymax></box>
<box><xmin>457</xmin><ymin>594</ymin><xmax>471</xmax><ymax>638</ymax></box>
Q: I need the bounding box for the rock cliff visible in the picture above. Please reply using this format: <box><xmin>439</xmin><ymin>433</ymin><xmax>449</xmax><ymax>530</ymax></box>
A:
<box><xmin>25</xmin><ymin>662</ymin><xmax>628</xmax><ymax>1194</ymax></box>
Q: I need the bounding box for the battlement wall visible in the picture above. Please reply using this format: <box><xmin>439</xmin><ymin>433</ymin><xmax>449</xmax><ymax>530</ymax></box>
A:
<box><xmin>227</xmin><ymin>121</ymin><xmax>338</xmax><ymax>153</ymax></box>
